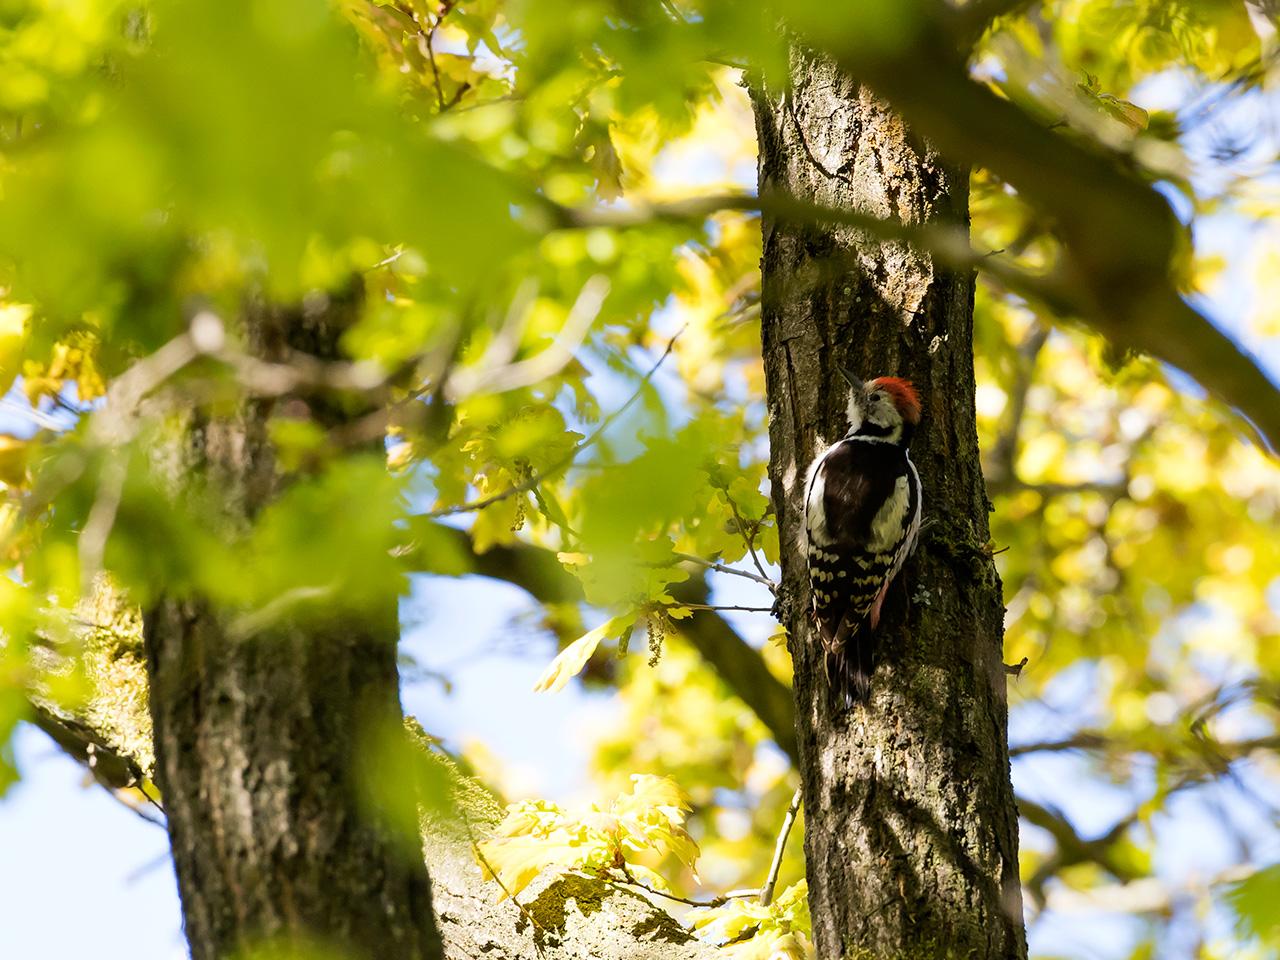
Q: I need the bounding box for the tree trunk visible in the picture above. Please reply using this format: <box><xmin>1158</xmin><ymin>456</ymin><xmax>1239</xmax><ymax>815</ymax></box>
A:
<box><xmin>40</xmin><ymin>609</ymin><xmax>721</xmax><ymax>960</ymax></box>
<box><xmin>144</xmin><ymin>295</ymin><xmax>445</xmax><ymax>960</ymax></box>
<box><xmin>753</xmin><ymin>48</ymin><xmax>1026</xmax><ymax>959</ymax></box>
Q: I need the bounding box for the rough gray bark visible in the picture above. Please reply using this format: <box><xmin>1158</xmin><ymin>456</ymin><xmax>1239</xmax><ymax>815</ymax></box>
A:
<box><xmin>427</xmin><ymin>788</ymin><xmax>717</xmax><ymax>960</ymax></box>
<box><xmin>753</xmin><ymin>49</ymin><xmax>1026</xmax><ymax>959</ymax></box>
<box><xmin>32</xmin><ymin>290</ymin><xmax>713</xmax><ymax>958</ymax></box>
<box><xmin>35</xmin><ymin>658</ymin><xmax>718</xmax><ymax>960</ymax></box>
<box><xmin>144</xmin><ymin>295</ymin><xmax>445</xmax><ymax>960</ymax></box>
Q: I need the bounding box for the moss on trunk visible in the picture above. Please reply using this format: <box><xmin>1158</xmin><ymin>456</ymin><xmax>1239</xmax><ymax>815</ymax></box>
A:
<box><xmin>753</xmin><ymin>47</ymin><xmax>1026</xmax><ymax>960</ymax></box>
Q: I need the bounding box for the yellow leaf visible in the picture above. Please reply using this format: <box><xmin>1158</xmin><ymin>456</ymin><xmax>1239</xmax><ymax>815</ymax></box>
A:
<box><xmin>433</xmin><ymin>52</ymin><xmax>480</xmax><ymax>85</ymax></box>
<box><xmin>533</xmin><ymin>613</ymin><xmax>635</xmax><ymax>693</ymax></box>
<box><xmin>612</xmin><ymin>774</ymin><xmax>700</xmax><ymax>873</ymax></box>
<box><xmin>1097</xmin><ymin>93</ymin><xmax>1149</xmax><ymax>131</ymax></box>
<box><xmin>477</xmin><ymin>833</ymin><xmax>569</xmax><ymax>900</ymax></box>
<box><xmin>0</xmin><ymin>303</ymin><xmax>28</xmax><ymax>397</ymax></box>
<box><xmin>386</xmin><ymin>441</ymin><xmax>414</xmax><ymax>472</ymax></box>
<box><xmin>663</xmin><ymin>827</ymin><xmax>700</xmax><ymax>870</ymax></box>
<box><xmin>0</xmin><ymin>436</ymin><xmax>29</xmax><ymax>488</ymax></box>
<box><xmin>764</xmin><ymin>931</ymin><xmax>808</xmax><ymax>960</ymax></box>
<box><xmin>620</xmin><ymin>773</ymin><xmax>691</xmax><ymax>815</ymax></box>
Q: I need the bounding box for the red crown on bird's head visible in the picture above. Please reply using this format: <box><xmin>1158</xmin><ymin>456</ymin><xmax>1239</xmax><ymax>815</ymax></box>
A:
<box><xmin>869</xmin><ymin>377</ymin><xmax>921</xmax><ymax>425</ymax></box>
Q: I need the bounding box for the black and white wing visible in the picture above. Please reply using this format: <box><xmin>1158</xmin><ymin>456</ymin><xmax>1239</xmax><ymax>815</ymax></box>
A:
<box><xmin>803</xmin><ymin>439</ymin><xmax>918</xmax><ymax>703</ymax></box>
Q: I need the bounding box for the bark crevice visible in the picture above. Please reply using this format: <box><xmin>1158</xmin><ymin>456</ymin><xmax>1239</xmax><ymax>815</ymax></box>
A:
<box><xmin>754</xmin><ymin>44</ymin><xmax>1026</xmax><ymax>960</ymax></box>
<box><xmin>143</xmin><ymin>294</ymin><xmax>445</xmax><ymax>960</ymax></box>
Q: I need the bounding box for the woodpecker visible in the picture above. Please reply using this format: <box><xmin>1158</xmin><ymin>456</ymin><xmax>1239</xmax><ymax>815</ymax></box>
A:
<box><xmin>803</xmin><ymin>369</ymin><xmax>922</xmax><ymax>706</ymax></box>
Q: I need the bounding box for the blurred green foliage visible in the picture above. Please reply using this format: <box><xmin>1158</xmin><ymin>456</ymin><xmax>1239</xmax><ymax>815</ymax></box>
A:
<box><xmin>0</xmin><ymin>1</ymin><xmax>1277</xmax><ymax>958</ymax></box>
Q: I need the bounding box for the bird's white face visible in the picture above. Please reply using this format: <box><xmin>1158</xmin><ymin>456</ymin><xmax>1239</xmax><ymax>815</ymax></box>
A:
<box><xmin>846</xmin><ymin>380</ymin><xmax>906</xmax><ymax>444</ymax></box>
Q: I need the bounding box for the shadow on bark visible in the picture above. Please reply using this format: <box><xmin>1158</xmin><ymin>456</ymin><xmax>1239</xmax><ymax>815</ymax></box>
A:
<box><xmin>754</xmin><ymin>44</ymin><xmax>1026</xmax><ymax>959</ymax></box>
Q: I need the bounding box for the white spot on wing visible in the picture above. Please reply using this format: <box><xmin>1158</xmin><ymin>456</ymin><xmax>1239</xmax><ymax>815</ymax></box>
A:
<box><xmin>881</xmin><ymin>455</ymin><xmax>923</xmax><ymax>593</ymax></box>
<box><xmin>870</xmin><ymin>474</ymin><xmax>910</xmax><ymax>550</ymax></box>
<box><xmin>803</xmin><ymin>445</ymin><xmax>836</xmax><ymax>546</ymax></box>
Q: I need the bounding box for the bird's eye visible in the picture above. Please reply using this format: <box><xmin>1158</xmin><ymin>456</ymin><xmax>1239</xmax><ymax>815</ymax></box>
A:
<box><xmin>873</xmin><ymin>392</ymin><xmax>884</xmax><ymax>403</ymax></box>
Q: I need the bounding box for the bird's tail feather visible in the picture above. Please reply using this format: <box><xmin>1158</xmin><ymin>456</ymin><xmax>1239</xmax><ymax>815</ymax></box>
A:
<box><xmin>825</xmin><ymin>626</ymin><xmax>875</xmax><ymax>709</ymax></box>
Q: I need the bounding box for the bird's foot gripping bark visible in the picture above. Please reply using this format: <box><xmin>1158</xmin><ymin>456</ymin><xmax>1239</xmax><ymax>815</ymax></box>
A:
<box><xmin>770</xmin><ymin>581</ymin><xmax>795</xmax><ymax>626</ymax></box>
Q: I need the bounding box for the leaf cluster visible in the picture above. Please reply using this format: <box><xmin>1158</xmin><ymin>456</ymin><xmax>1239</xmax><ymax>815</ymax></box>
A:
<box><xmin>476</xmin><ymin>773</ymin><xmax>700</xmax><ymax>900</ymax></box>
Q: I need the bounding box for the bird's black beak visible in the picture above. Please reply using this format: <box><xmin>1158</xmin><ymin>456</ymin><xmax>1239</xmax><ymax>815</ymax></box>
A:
<box><xmin>838</xmin><ymin>367</ymin><xmax>865</xmax><ymax>392</ymax></box>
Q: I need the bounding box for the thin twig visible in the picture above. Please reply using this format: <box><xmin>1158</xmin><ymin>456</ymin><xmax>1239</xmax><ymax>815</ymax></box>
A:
<box><xmin>365</xmin><ymin>248</ymin><xmax>404</xmax><ymax>272</ymax></box>
<box><xmin>675</xmin><ymin>603</ymin><xmax>774</xmax><ymax>614</ymax></box>
<box><xmin>1003</xmin><ymin>656</ymin><xmax>1029</xmax><ymax>678</ymax></box>
<box><xmin>78</xmin><ymin>454</ymin><xmax>127</xmax><ymax>596</ymax></box>
<box><xmin>611</xmin><ymin>865</ymin><xmax>759</xmax><ymax>909</ymax></box>
<box><xmin>462</xmin><ymin>809</ymin><xmax>548</xmax><ymax>948</ymax></box>
<box><xmin>0</xmin><ymin>397</ymin><xmax>69</xmax><ymax>431</ymax></box>
<box><xmin>422</xmin><ymin>24</ymin><xmax>446</xmax><ymax>112</ymax></box>
<box><xmin>136</xmin><ymin>779</ymin><xmax>165</xmax><ymax>816</ymax></box>
<box><xmin>759</xmin><ymin>785</ymin><xmax>802</xmax><ymax>907</ymax></box>
<box><xmin>125</xmin><ymin>851</ymin><xmax>174</xmax><ymax>884</ymax></box>
<box><xmin>445</xmin><ymin>276</ymin><xmax>609</xmax><ymax>401</ymax></box>
<box><xmin>723</xmin><ymin>493</ymin><xmax>771</xmax><ymax>584</ymax></box>
<box><xmin>226</xmin><ymin>584</ymin><xmax>336</xmax><ymax>640</ymax></box>
<box><xmin>100</xmin><ymin>785</ymin><xmax>166</xmax><ymax>830</ymax></box>
<box><xmin>613</xmin><ymin>878</ymin><xmax>725</xmax><ymax>908</ymax></box>
<box><xmin>424</xmin><ymin>326</ymin><xmax>684</xmax><ymax>519</ymax></box>
<box><xmin>674</xmin><ymin>552</ymin><xmax>777</xmax><ymax>591</ymax></box>
<box><xmin>1009</xmin><ymin>731</ymin><xmax>1280</xmax><ymax>759</ymax></box>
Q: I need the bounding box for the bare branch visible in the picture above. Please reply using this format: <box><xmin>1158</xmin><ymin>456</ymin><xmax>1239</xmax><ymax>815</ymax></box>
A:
<box><xmin>213</xmin><ymin>346</ymin><xmax>388</xmax><ymax>398</ymax></box>
<box><xmin>611</xmin><ymin>865</ymin><xmax>758</xmax><ymax>909</ymax></box>
<box><xmin>675</xmin><ymin>602</ymin><xmax>774</xmax><ymax>614</ymax></box>
<box><xmin>424</xmin><ymin>325</ymin><xmax>683</xmax><ymax>519</ymax></box>
<box><xmin>22</xmin><ymin>318</ymin><xmax>214</xmax><ymax>523</ymax></box>
<box><xmin>86</xmin><ymin>323</ymin><xmax>206</xmax><ymax>446</ymax></box>
<box><xmin>721</xmin><ymin>492</ymin><xmax>772</xmax><ymax>586</ymax></box>
<box><xmin>445</xmin><ymin>275</ymin><xmax>609</xmax><ymax>401</ymax></box>
<box><xmin>226</xmin><ymin>584</ymin><xmax>337</xmax><ymax>640</ymax></box>
<box><xmin>759</xmin><ymin>785</ymin><xmax>803</xmax><ymax>907</ymax></box>
<box><xmin>984</xmin><ymin>322</ymin><xmax>1049</xmax><ymax>492</ymax></box>
<box><xmin>989</xmin><ymin>478</ymin><xmax>1129</xmax><ymax>499</ymax></box>
<box><xmin>1010</xmin><ymin>730</ymin><xmax>1279</xmax><ymax>759</ymax></box>
<box><xmin>674</xmin><ymin>552</ymin><xmax>777</xmax><ymax>591</ymax></box>
<box><xmin>77</xmin><ymin>455</ymin><xmax>127</xmax><ymax>595</ymax></box>
<box><xmin>1039</xmin><ymin>863</ymin><xmax>1257</xmax><ymax>917</ymax></box>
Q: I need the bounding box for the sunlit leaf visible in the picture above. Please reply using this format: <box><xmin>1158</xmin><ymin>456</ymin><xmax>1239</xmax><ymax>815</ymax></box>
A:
<box><xmin>534</xmin><ymin>612</ymin><xmax>637</xmax><ymax>693</ymax></box>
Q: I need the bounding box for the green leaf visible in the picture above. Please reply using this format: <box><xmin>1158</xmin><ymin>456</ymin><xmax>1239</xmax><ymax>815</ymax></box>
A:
<box><xmin>1225</xmin><ymin>864</ymin><xmax>1280</xmax><ymax>945</ymax></box>
<box><xmin>534</xmin><ymin>612</ymin><xmax>637</xmax><ymax>692</ymax></box>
